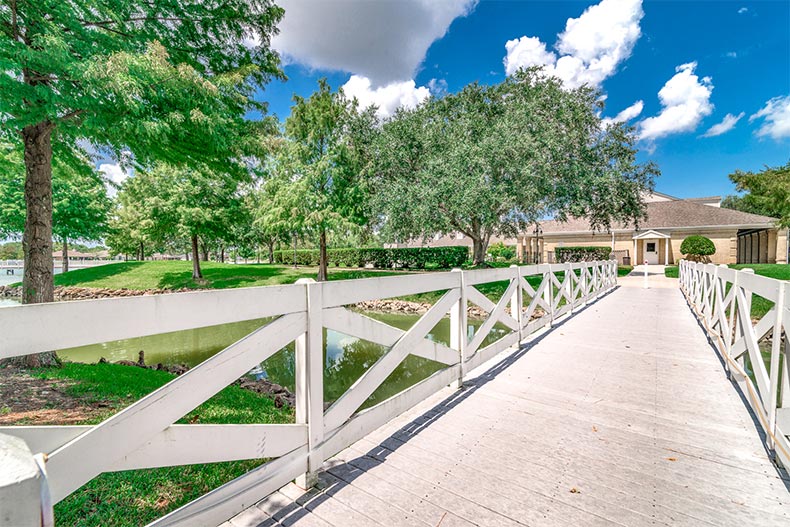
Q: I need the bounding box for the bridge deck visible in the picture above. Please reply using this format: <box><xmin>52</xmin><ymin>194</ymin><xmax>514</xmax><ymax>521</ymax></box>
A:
<box><xmin>226</xmin><ymin>272</ymin><xmax>790</xmax><ymax>527</ymax></box>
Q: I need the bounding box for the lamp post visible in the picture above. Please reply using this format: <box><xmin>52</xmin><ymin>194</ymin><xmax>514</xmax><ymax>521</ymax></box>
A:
<box><xmin>533</xmin><ymin>223</ymin><xmax>543</xmax><ymax>264</ymax></box>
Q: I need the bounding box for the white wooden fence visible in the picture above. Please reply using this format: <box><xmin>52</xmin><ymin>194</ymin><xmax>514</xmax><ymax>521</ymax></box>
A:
<box><xmin>0</xmin><ymin>261</ymin><xmax>617</xmax><ymax>526</ymax></box>
<box><xmin>679</xmin><ymin>260</ymin><xmax>790</xmax><ymax>468</ymax></box>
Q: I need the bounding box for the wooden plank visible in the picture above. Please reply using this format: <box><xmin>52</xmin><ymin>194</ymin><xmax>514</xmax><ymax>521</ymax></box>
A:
<box><xmin>46</xmin><ymin>312</ymin><xmax>307</xmax><ymax>503</ymax></box>
<box><xmin>0</xmin><ymin>424</ymin><xmax>307</xmax><ymax>469</ymax></box>
<box><xmin>465</xmin><ymin>279</ymin><xmax>517</xmax><ymax>356</ymax></box>
<box><xmin>323</xmin><ymin>307</ymin><xmax>458</xmax><ymax>366</ymax></box>
<box><xmin>464</xmin><ymin>286</ymin><xmax>519</xmax><ymax>332</ymax></box>
<box><xmin>322</xmin><ymin>289</ymin><xmax>460</xmax><ymax>432</ymax></box>
<box><xmin>0</xmin><ymin>284</ymin><xmax>306</xmax><ymax>359</ymax></box>
<box><xmin>148</xmin><ymin>445</ymin><xmax>309</xmax><ymax>527</ymax></box>
<box><xmin>321</xmin><ymin>366</ymin><xmax>459</xmax><ymax>457</ymax></box>
<box><xmin>320</xmin><ymin>272</ymin><xmax>457</xmax><ymax>308</ymax></box>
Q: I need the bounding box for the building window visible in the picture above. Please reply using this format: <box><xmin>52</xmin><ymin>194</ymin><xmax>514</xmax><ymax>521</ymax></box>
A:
<box><xmin>646</xmin><ymin>242</ymin><xmax>656</xmax><ymax>252</ymax></box>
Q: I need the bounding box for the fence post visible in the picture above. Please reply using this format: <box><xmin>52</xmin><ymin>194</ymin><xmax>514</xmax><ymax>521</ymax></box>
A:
<box><xmin>450</xmin><ymin>268</ymin><xmax>467</xmax><ymax>389</ymax></box>
<box><xmin>768</xmin><ymin>281</ymin><xmax>785</xmax><ymax>452</ymax></box>
<box><xmin>565</xmin><ymin>262</ymin><xmax>573</xmax><ymax>313</ymax></box>
<box><xmin>510</xmin><ymin>265</ymin><xmax>523</xmax><ymax>343</ymax></box>
<box><xmin>294</xmin><ymin>278</ymin><xmax>324</xmax><ymax>489</ymax></box>
<box><xmin>543</xmin><ymin>265</ymin><xmax>554</xmax><ymax>325</ymax></box>
<box><xmin>0</xmin><ymin>433</ymin><xmax>51</xmax><ymax>526</ymax></box>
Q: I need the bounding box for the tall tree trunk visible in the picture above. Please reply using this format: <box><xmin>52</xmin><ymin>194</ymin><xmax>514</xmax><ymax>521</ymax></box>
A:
<box><xmin>19</xmin><ymin>121</ymin><xmax>59</xmax><ymax>367</ymax></box>
<box><xmin>292</xmin><ymin>233</ymin><xmax>298</xmax><ymax>268</ymax></box>
<box><xmin>200</xmin><ymin>240</ymin><xmax>209</xmax><ymax>262</ymax></box>
<box><xmin>267</xmin><ymin>242</ymin><xmax>275</xmax><ymax>264</ymax></box>
<box><xmin>317</xmin><ymin>228</ymin><xmax>328</xmax><ymax>282</ymax></box>
<box><xmin>472</xmin><ymin>237</ymin><xmax>488</xmax><ymax>266</ymax></box>
<box><xmin>61</xmin><ymin>237</ymin><xmax>69</xmax><ymax>273</ymax></box>
<box><xmin>138</xmin><ymin>241</ymin><xmax>144</xmax><ymax>261</ymax></box>
<box><xmin>191</xmin><ymin>235</ymin><xmax>203</xmax><ymax>279</ymax></box>
<box><xmin>220</xmin><ymin>245</ymin><xmax>225</xmax><ymax>263</ymax></box>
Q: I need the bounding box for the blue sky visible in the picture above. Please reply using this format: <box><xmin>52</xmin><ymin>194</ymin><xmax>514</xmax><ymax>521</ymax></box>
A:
<box><xmin>251</xmin><ymin>0</ymin><xmax>790</xmax><ymax>200</ymax></box>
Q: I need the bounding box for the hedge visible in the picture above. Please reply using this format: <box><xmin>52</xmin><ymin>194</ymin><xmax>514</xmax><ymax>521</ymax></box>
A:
<box><xmin>554</xmin><ymin>246</ymin><xmax>612</xmax><ymax>263</ymax></box>
<box><xmin>680</xmin><ymin>235</ymin><xmax>715</xmax><ymax>262</ymax></box>
<box><xmin>272</xmin><ymin>246</ymin><xmax>469</xmax><ymax>269</ymax></box>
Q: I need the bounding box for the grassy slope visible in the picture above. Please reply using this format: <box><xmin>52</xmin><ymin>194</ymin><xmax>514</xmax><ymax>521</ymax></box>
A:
<box><xmin>28</xmin><ymin>363</ymin><xmax>293</xmax><ymax>527</ymax></box>
<box><xmin>53</xmin><ymin>261</ymin><xmax>405</xmax><ymax>290</ymax></box>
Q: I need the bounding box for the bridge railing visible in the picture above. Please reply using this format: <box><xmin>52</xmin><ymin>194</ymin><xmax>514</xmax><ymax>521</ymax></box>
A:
<box><xmin>679</xmin><ymin>260</ymin><xmax>790</xmax><ymax>468</ymax></box>
<box><xmin>0</xmin><ymin>260</ymin><xmax>617</xmax><ymax>526</ymax></box>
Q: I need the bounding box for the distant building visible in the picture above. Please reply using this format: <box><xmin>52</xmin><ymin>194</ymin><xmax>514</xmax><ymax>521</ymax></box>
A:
<box><xmin>392</xmin><ymin>192</ymin><xmax>789</xmax><ymax>265</ymax></box>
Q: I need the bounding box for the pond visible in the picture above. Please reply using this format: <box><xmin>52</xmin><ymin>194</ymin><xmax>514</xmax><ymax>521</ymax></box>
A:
<box><xmin>56</xmin><ymin>311</ymin><xmax>509</xmax><ymax>408</ymax></box>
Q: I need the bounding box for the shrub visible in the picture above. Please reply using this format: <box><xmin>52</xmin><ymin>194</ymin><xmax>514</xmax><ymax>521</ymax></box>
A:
<box><xmin>680</xmin><ymin>235</ymin><xmax>715</xmax><ymax>262</ymax></box>
<box><xmin>487</xmin><ymin>242</ymin><xmax>516</xmax><ymax>262</ymax></box>
<box><xmin>554</xmin><ymin>246</ymin><xmax>612</xmax><ymax>263</ymax></box>
<box><xmin>272</xmin><ymin>246</ymin><xmax>469</xmax><ymax>269</ymax></box>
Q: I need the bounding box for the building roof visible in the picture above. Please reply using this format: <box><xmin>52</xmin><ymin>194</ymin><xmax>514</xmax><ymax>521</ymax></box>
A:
<box><xmin>539</xmin><ymin>200</ymin><xmax>777</xmax><ymax>235</ymax></box>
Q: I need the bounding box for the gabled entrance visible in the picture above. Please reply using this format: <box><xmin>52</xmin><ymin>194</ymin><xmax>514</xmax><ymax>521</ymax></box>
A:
<box><xmin>633</xmin><ymin>230</ymin><xmax>671</xmax><ymax>265</ymax></box>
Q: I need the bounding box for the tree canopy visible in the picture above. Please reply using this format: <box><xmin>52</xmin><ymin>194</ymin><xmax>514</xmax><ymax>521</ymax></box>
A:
<box><xmin>370</xmin><ymin>69</ymin><xmax>658</xmax><ymax>264</ymax></box>
<box><xmin>262</xmin><ymin>79</ymin><xmax>377</xmax><ymax>280</ymax></box>
<box><xmin>723</xmin><ymin>160</ymin><xmax>790</xmax><ymax>227</ymax></box>
<box><xmin>0</xmin><ymin>0</ymin><xmax>284</xmax><ymax>312</ymax></box>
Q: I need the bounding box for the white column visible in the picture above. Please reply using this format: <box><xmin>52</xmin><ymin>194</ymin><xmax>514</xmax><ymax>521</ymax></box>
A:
<box><xmin>633</xmin><ymin>239</ymin><xmax>637</xmax><ymax>266</ymax></box>
<box><xmin>665</xmin><ymin>238</ymin><xmax>669</xmax><ymax>265</ymax></box>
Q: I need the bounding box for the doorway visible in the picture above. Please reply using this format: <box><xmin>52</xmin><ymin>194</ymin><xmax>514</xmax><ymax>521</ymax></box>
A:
<box><xmin>644</xmin><ymin>240</ymin><xmax>659</xmax><ymax>264</ymax></box>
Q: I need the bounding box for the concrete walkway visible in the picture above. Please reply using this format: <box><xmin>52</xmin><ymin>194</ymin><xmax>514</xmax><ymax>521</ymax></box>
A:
<box><xmin>226</xmin><ymin>275</ymin><xmax>790</xmax><ymax>527</ymax></box>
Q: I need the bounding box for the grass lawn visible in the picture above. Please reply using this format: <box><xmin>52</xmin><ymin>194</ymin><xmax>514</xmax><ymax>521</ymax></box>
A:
<box><xmin>48</xmin><ymin>261</ymin><xmax>619</xmax><ymax>307</ymax></box>
<box><xmin>664</xmin><ymin>266</ymin><xmax>679</xmax><ymax>278</ymax></box>
<box><xmin>18</xmin><ymin>363</ymin><xmax>294</xmax><ymax>527</ymax></box>
<box><xmin>52</xmin><ymin>261</ymin><xmax>405</xmax><ymax>290</ymax></box>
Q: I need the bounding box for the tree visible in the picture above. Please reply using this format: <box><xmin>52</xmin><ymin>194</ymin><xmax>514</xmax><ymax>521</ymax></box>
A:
<box><xmin>266</xmin><ymin>80</ymin><xmax>377</xmax><ymax>281</ymax></box>
<box><xmin>724</xmin><ymin>161</ymin><xmax>790</xmax><ymax>226</ymax></box>
<box><xmin>680</xmin><ymin>235</ymin><xmax>716</xmax><ymax>262</ymax></box>
<box><xmin>0</xmin><ymin>1</ymin><xmax>283</xmax><ymax>309</ymax></box>
<box><xmin>0</xmin><ymin>150</ymin><xmax>111</xmax><ymax>272</ymax></box>
<box><xmin>371</xmin><ymin>69</ymin><xmax>658</xmax><ymax>265</ymax></box>
<box><xmin>52</xmin><ymin>167</ymin><xmax>112</xmax><ymax>272</ymax></box>
<box><xmin>120</xmin><ymin>163</ymin><xmax>246</xmax><ymax>279</ymax></box>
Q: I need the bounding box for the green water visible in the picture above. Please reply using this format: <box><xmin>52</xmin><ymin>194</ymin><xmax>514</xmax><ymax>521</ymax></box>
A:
<box><xmin>58</xmin><ymin>312</ymin><xmax>508</xmax><ymax>407</ymax></box>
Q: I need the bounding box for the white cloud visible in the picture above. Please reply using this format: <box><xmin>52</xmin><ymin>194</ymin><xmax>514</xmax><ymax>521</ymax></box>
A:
<box><xmin>342</xmin><ymin>75</ymin><xmax>430</xmax><ymax>118</ymax></box>
<box><xmin>738</xmin><ymin>7</ymin><xmax>748</xmax><ymax>14</ymax></box>
<box><xmin>272</xmin><ymin>0</ymin><xmax>476</xmax><ymax>86</ymax></box>
<box><xmin>602</xmin><ymin>100</ymin><xmax>644</xmax><ymax>126</ymax></box>
<box><xmin>99</xmin><ymin>163</ymin><xmax>131</xmax><ymax>197</ymax></box>
<box><xmin>725</xmin><ymin>51</ymin><xmax>738</xmax><ymax>59</ymax></box>
<box><xmin>750</xmin><ymin>95</ymin><xmax>790</xmax><ymax>140</ymax></box>
<box><xmin>504</xmin><ymin>36</ymin><xmax>556</xmax><ymax>75</ymax></box>
<box><xmin>503</xmin><ymin>0</ymin><xmax>643</xmax><ymax>89</ymax></box>
<box><xmin>701</xmin><ymin>112</ymin><xmax>744</xmax><ymax>137</ymax></box>
<box><xmin>638</xmin><ymin>62</ymin><xmax>714</xmax><ymax>141</ymax></box>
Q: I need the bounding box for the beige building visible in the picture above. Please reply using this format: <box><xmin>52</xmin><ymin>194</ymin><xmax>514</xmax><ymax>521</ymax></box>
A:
<box><xmin>520</xmin><ymin>192</ymin><xmax>788</xmax><ymax>265</ymax></box>
<box><xmin>394</xmin><ymin>191</ymin><xmax>789</xmax><ymax>266</ymax></box>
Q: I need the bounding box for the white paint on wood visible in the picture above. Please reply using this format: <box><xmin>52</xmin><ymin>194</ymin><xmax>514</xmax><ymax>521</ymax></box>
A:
<box><xmin>46</xmin><ymin>312</ymin><xmax>307</xmax><ymax>502</ymax></box>
<box><xmin>0</xmin><ymin>285</ymin><xmax>306</xmax><ymax>359</ymax></box>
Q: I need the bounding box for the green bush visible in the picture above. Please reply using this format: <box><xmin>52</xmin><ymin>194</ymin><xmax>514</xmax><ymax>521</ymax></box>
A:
<box><xmin>680</xmin><ymin>235</ymin><xmax>715</xmax><ymax>262</ymax></box>
<box><xmin>554</xmin><ymin>246</ymin><xmax>612</xmax><ymax>263</ymax></box>
<box><xmin>272</xmin><ymin>246</ymin><xmax>469</xmax><ymax>269</ymax></box>
<box><xmin>487</xmin><ymin>242</ymin><xmax>516</xmax><ymax>262</ymax></box>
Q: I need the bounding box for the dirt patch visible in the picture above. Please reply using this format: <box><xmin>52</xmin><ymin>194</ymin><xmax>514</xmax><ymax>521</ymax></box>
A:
<box><xmin>0</xmin><ymin>369</ymin><xmax>108</xmax><ymax>425</ymax></box>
